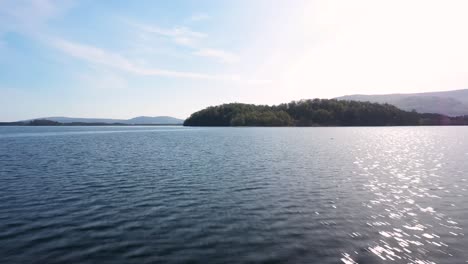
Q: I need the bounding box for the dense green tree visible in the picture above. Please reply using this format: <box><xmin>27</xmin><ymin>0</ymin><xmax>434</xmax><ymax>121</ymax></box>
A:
<box><xmin>184</xmin><ymin>99</ymin><xmax>468</xmax><ymax>126</ymax></box>
<box><xmin>28</xmin><ymin>119</ymin><xmax>61</xmax><ymax>126</ymax></box>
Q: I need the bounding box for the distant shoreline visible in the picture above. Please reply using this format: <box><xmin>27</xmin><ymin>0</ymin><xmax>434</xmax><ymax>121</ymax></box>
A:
<box><xmin>0</xmin><ymin>121</ymin><xmax>183</xmax><ymax>126</ymax></box>
<box><xmin>1</xmin><ymin>124</ymin><xmax>467</xmax><ymax>127</ymax></box>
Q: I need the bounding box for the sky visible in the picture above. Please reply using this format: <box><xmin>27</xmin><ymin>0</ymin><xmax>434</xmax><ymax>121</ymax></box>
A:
<box><xmin>1</xmin><ymin>0</ymin><xmax>468</xmax><ymax>121</ymax></box>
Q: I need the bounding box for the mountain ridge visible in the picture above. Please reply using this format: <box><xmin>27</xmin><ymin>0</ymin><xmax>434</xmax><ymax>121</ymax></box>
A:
<box><xmin>23</xmin><ymin>116</ymin><xmax>183</xmax><ymax>125</ymax></box>
<box><xmin>336</xmin><ymin>89</ymin><xmax>468</xmax><ymax>116</ymax></box>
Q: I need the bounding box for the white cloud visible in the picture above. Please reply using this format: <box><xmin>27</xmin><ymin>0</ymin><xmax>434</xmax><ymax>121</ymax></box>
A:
<box><xmin>0</xmin><ymin>2</ymin><xmax>269</xmax><ymax>90</ymax></box>
<box><xmin>130</xmin><ymin>21</ymin><xmax>241</xmax><ymax>64</ymax></box>
<box><xmin>50</xmin><ymin>37</ymin><xmax>242</xmax><ymax>80</ymax></box>
<box><xmin>142</xmin><ymin>25</ymin><xmax>205</xmax><ymax>39</ymax></box>
<box><xmin>193</xmin><ymin>48</ymin><xmax>240</xmax><ymax>64</ymax></box>
<box><xmin>132</xmin><ymin>23</ymin><xmax>205</xmax><ymax>47</ymax></box>
<box><xmin>0</xmin><ymin>0</ymin><xmax>73</xmax><ymax>37</ymax></box>
<box><xmin>189</xmin><ymin>13</ymin><xmax>210</xmax><ymax>22</ymax></box>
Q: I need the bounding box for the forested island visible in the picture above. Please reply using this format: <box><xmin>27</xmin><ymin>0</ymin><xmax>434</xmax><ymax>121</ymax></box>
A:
<box><xmin>183</xmin><ymin>99</ymin><xmax>468</xmax><ymax>126</ymax></box>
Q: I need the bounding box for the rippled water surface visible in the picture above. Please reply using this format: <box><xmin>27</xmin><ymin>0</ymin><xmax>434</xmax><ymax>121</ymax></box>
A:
<box><xmin>1</xmin><ymin>126</ymin><xmax>467</xmax><ymax>264</ymax></box>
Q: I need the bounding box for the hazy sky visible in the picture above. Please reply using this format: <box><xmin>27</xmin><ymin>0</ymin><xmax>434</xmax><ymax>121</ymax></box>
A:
<box><xmin>1</xmin><ymin>0</ymin><xmax>468</xmax><ymax>121</ymax></box>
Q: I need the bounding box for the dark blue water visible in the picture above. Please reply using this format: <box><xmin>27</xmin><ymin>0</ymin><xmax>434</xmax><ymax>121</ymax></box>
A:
<box><xmin>1</xmin><ymin>126</ymin><xmax>467</xmax><ymax>264</ymax></box>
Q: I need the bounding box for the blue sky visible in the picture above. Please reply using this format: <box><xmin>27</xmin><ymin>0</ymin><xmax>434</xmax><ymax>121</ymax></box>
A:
<box><xmin>1</xmin><ymin>0</ymin><xmax>468</xmax><ymax>121</ymax></box>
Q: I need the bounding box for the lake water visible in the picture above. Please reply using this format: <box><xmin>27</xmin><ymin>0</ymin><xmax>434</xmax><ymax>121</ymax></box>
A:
<box><xmin>0</xmin><ymin>126</ymin><xmax>467</xmax><ymax>264</ymax></box>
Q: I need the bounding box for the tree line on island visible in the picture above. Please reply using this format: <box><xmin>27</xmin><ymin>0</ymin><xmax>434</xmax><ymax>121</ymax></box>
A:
<box><xmin>183</xmin><ymin>99</ymin><xmax>468</xmax><ymax>126</ymax></box>
<box><xmin>2</xmin><ymin>99</ymin><xmax>468</xmax><ymax>127</ymax></box>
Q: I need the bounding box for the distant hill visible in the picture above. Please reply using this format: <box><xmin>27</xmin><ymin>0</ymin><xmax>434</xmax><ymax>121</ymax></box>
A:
<box><xmin>22</xmin><ymin>116</ymin><xmax>183</xmax><ymax>125</ymax></box>
<box><xmin>336</xmin><ymin>89</ymin><xmax>468</xmax><ymax>116</ymax></box>
<box><xmin>125</xmin><ymin>116</ymin><xmax>183</xmax><ymax>125</ymax></box>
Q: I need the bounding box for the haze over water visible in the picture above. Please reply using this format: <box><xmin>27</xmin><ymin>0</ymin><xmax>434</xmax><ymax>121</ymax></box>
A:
<box><xmin>0</xmin><ymin>126</ymin><xmax>467</xmax><ymax>264</ymax></box>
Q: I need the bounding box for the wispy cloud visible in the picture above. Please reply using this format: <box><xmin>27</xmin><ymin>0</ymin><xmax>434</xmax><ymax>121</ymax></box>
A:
<box><xmin>0</xmin><ymin>0</ymin><xmax>74</xmax><ymax>36</ymax></box>
<box><xmin>50</xmin><ymin>37</ymin><xmax>241</xmax><ymax>80</ymax></box>
<box><xmin>189</xmin><ymin>13</ymin><xmax>210</xmax><ymax>22</ymax></box>
<box><xmin>1</xmin><ymin>2</ymin><xmax>265</xmax><ymax>84</ymax></box>
<box><xmin>131</xmin><ymin>21</ymin><xmax>241</xmax><ymax>64</ymax></box>
<box><xmin>193</xmin><ymin>48</ymin><xmax>240</xmax><ymax>64</ymax></box>
<box><xmin>132</xmin><ymin>22</ymin><xmax>205</xmax><ymax>47</ymax></box>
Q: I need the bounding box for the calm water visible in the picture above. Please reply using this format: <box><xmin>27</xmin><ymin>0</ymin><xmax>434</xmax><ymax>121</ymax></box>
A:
<box><xmin>0</xmin><ymin>126</ymin><xmax>467</xmax><ymax>264</ymax></box>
